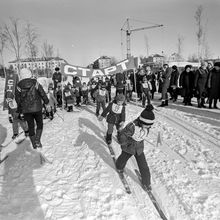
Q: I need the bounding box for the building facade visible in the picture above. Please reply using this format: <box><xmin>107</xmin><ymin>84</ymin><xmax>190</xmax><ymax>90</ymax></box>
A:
<box><xmin>8</xmin><ymin>57</ymin><xmax>67</xmax><ymax>72</ymax></box>
<box><xmin>93</xmin><ymin>56</ymin><xmax>111</xmax><ymax>69</ymax></box>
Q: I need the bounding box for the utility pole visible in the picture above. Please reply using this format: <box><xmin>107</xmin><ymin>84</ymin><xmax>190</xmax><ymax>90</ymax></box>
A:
<box><xmin>121</xmin><ymin>18</ymin><xmax>163</xmax><ymax>59</ymax></box>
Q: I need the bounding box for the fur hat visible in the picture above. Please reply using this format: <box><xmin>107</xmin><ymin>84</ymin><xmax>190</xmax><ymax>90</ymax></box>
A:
<box><xmin>116</xmin><ymin>93</ymin><xmax>125</xmax><ymax>102</ymax></box>
<box><xmin>214</xmin><ymin>62</ymin><xmax>220</xmax><ymax>68</ymax></box>
<box><xmin>20</xmin><ymin>68</ymin><xmax>32</xmax><ymax>80</ymax></box>
<box><xmin>138</xmin><ymin>104</ymin><xmax>155</xmax><ymax>126</ymax></box>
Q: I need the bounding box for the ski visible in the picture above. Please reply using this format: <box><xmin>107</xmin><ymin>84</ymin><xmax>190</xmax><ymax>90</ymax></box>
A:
<box><xmin>107</xmin><ymin>143</ymin><xmax>131</xmax><ymax>194</ymax></box>
<box><xmin>135</xmin><ymin>169</ymin><xmax>168</xmax><ymax>220</ymax></box>
<box><xmin>1</xmin><ymin>131</ymin><xmax>24</xmax><ymax>149</ymax></box>
<box><xmin>0</xmin><ymin>155</ymin><xmax>9</xmax><ymax>164</ymax></box>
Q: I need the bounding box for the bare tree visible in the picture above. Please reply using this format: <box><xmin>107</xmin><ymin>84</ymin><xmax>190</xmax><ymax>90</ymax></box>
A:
<box><xmin>177</xmin><ymin>35</ymin><xmax>184</xmax><ymax>61</ymax></box>
<box><xmin>0</xmin><ymin>26</ymin><xmax>7</xmax><ymax>77</ymax></box>
<box><xmin>25</xmin><ymin>22</ymin><xmax>39</xmax><ymax>60</ymax></box>
<box><xmin>42</xmin><ymin>40</ymin><xmax>54</xmax><ymax>58</ymax></box>
<box><xmin>4</xmin><ymin>17</ymin><xmax>24</xmax><ymax>73</ymax></box>
<box><xmin>42</xmin><ymin>40</ymin><xmax>54</xmax><ymax>76</ymax></box>
<box><xmin>202</xmin><ymin>32</ymin><xmax>212</xmax><ymax>59</ymax></box>
<box><xmin>194</xmin><ymin>5</ymin><xmax>204</xmax><ymax>61</ymax></box>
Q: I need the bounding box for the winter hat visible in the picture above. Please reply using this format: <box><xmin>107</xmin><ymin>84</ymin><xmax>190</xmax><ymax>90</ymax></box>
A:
<box><xmin>20</xmin><ymin>68</ymin><xmax>32</xmax><ymax>80</ymax></box>
<box><xmin>116</xmin><ymin>93</ymin><xmax>125</xmax><ymax>102</ymax></box>
<box><xmin>55</xmin><ymin>67</ymin><xmax>60</xmax><ymax>71</ymax></box>
<box><xmin>172</xmin><ymin>65</ymin><xmax>177</xmax><ymax>70</ymax></box>
<box><xmin>138</xmin><ymin>104</ymin><xmax>155</xmax><ymax>126</ymax></box>
<box><xmin>214</xmin><ymin>62</ymin><xmax>220</xmax><ymax>68</ymax></box>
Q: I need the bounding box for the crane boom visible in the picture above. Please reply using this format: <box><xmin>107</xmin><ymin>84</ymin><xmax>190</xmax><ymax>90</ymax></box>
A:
<box><xmin>130</xmin><ymin>24</ymin><xmax>163</xmax><ymax>33</ymax></box>
<box><xmin>121</xmin><ymin>18</ymin><xmax>163</xmax><ymax>59</ymax></box>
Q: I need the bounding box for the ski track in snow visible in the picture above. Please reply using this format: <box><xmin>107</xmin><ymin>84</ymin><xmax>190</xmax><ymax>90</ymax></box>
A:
<box><xmin>0</xmin><ymin>77</ymin><xmax>220</xmax><ymax>220</ymax></box>
<box><xmin>127</xmin><ymin>100</ymin><xmax>220</xmax><ymax>220</ymax></box>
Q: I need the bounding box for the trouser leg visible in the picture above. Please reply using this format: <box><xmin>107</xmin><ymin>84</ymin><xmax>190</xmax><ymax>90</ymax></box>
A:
<box><xmin>115</xmin><ymin>151</ymin><xmax>132</xmax><ymax>170</ymax></box>
<box><xmin>135</xmin><ymin>152</ymin><xmax>151</xmax><ymax>187</ymax></box>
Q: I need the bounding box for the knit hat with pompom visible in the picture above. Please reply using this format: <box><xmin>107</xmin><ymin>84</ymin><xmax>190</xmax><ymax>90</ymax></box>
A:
<box><xmin>138</xmin><ymin>104</ymin><xmax>155</xmax><ymax>125</ymax></box>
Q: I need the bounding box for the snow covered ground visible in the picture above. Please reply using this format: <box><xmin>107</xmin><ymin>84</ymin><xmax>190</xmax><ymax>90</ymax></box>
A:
<box><xmin>0</xmin><ymin>77</ymin><xmax>220</xmax><ymax>220</ymax></box>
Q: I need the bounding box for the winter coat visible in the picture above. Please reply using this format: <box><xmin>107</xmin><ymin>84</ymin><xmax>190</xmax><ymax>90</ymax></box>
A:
<box><xmin>161</xmin><ymin>67</ymin><xmax>172</xmax><ymax>89</ymax></box>
<box><xmin>101</xmin><ymin>100</ymin><xmax>125</xmax><ymax>125</ymax></box>
<box><xmin>81</xmin><ymin>86</ymin><xmax>89</xmax><ymax>97</ymax></box>
<box><xmin>170</xmin><ymin>69</ymin><xmax>180</xmax><ymax>87</ymax></box>
<box><xmin>15</xmin><ymin>78</ymin><xmax>49</xmax><ymax>114</ymax></box>
<box><xmin>207</xmin><ymin>68</ymin><xmax>220</xmax><ymax>99</ymax></box>
<box><xmin>47</xmin><ymin>92</ymin><xmax>57</xmax><ymax>110</ymax></box>
<box><xmin>146</xmin><ymin>73</ymin><xmax>156</xmax><ymax>93</ymax></box>
<box><xmin>52</xmin><ymin>72</ymin><xmax>62</xmax><ymax>85</ymax></box>
<box><xmin>117</xmin><ymin>120</ymin><xmax>149</xmax><ymax>156</ymax></box>
<box><xmin>179</xmin><ymin>70</ymin><xmax>194</xmax><ymax>97</ymax></box>
<box><xmin>194</xmin><ymin>68</ymin><xmax>209</xmax><ymax>97</ymax></box>
<box><xmin>140</xmin><ymin>81</ymin><xmax>152</xmax><ymax>95</ymax></box>
<box><xmin>94</xmin><ymin>89</ymin><xmax>109</xmax><ymax>102</ymax></box>
<box><xmin>63</xmin><ymin>86</ymin><xmax>75</xmax><ymax>105</ymax></box>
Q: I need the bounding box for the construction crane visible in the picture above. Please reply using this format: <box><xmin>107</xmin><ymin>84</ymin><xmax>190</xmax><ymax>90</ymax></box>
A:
<box><xmin>121</xmin><ymin>18</ymin><xmax>163</xmax><ymax>59</ymax></box>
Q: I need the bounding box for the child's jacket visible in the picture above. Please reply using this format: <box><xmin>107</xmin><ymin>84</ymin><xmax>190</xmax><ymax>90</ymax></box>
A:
<box><xmin>118</xmin><ymin>120</ymin><xmax>149</xmax><ymax>155</ymax></box>
<box><xmin>101</xmin><ymin>100</ymin><xmax>125</xmax><ymax>124</ymax></box>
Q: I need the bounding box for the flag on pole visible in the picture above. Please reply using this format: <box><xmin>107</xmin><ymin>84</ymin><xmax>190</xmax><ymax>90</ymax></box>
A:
<box><xmin>156</xmin><ymin>131</ymin><xmax>162</xmax><ymax>147</ymax></box>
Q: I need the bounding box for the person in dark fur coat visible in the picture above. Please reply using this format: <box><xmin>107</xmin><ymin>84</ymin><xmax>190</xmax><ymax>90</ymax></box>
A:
<box><xmin>116</xmin><ymin>104</ymin><xmax>155</xmax><ymax>190</ymax></box>
<box><xmin>179</xmin><ymin>65</ymin><xmax>194</xmax><ymax>106</ymax></box>
<box><xmin>99</xmin><ymin>93</ymin><xmax>126</xmax><ymax>144</ymax></box>
<box><xmin>207</xmin><ymin>62</ymin><xmax>220</xmax><ymax>109</ymax></box>
<box><xmin>15</xmin><ymin>68</ymin><xmax>49</xmax><ymax>149</ymax></box>
<box><xmin>194</xmin><ymin>61</ymin><xmax>209</xmax><ymax>108</ymax></box>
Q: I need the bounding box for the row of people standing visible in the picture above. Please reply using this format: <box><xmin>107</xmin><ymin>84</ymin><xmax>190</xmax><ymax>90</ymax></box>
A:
<box><xmin>178</xmin><ymin>61</ymin><xmax>220</xmax><ymax>108</ymax></box>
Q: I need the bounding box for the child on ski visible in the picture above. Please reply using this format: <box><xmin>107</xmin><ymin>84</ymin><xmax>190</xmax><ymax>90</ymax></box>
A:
<box><xmin>81</xmin><ymin>82</ymin><xmax>89</xmax><ymax>105</ymax></box>
<box><xmin>93</xmin><ymin>83</ymin><xmax>109</xmax><ymax>117</ymax></box>
<box><xmin>5</xmin><ymin>91</ymin><xmax>29</xmax><ymax>139</ymax></box>
<box><xmin>116</xmin><ymin>104</ymin><xmax>155</xmax><ymax>191</ymax></box>
<box><xmin>63</xmin><ymin>83</ymin><xmax>75</xmax><ymax>112</ymax></box>
<box><xmin>99</xmin><ymin>93</ymin><xmax>126</xmax><ymax>145</ymax></box>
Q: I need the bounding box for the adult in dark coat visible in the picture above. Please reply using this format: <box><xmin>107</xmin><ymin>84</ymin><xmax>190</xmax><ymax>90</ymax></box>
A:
<box><xmin>159</xmin><ymin>64</ymin><xmax>172</xmax><ymax>106</ymax></box>
<box><xmin>207</xmin><ymin>62</ymin><xmax>220</xmax><ymax>108</ymax></box>
<box><xmin>145</xmin><ymin>66</ymin><xmax>156</xmax><ymax>100</ymax></box>
<box><xmin>52</xmin><ymin>67</ymin><xmax>62</xmax><ymax>91</ymax></box>
<box><xmin>179</xmin><ymin>65</ymin><xmax>194</xmax><ymax>105</ymax></box>
<box><xmin>169</xmin><ymin>65</ymin><xmax>180</xmax><ymax>102</ymax></box>
<box><xmin>15</xmin><ymin>68</ymin><xmax>49</xmax><ymax>149</ymax></box>
<box><xmin>194</xmin><ymin>62</ymin><xmax>209</xmax><ymax>108</ymax></box>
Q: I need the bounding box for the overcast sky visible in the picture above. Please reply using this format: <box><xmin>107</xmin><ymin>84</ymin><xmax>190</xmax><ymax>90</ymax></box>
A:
<box><xmin>0</xmin><ymin>0</ymin><xmax>220</xmax><ymax>66</ymax></box>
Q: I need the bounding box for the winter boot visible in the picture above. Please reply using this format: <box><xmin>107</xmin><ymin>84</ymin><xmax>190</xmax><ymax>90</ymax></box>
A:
<box><xmin>209</xmin><ymin>99</ymin><xmax>213</xmax><ymax>109</ymax></box>
<box><xmin>165</xmin><ymin>99</ymin><xmax>168</xmax><ymax>106</ymax></box>
<box><xmin>214</xmin><ymin>99</ymin><xmax>218</xmax><ymax>109</ymax></box>
<box><xmin>29</xmin><ymin>135</ymin><xmax>37</xmax><ymax>149</ymax></box>
<box><xmin>12</xmin><ymin>134</ymin><xmax>18</xmax><ymax>139</ymax></box>
<box><xmin>24</xmin><ymin>130</ymin><xmax>29</xmax><ymax>137</ymax></box>
<box><xmin>35</xmin><ymin>129</ymin><xmax>43</xmax><ymax>148</ymax></box>
<box><xmin>106</xmin><ymin>133</ymin><xmax>112</xmax><ymax>145</ymax></box>
<box><xmin>201</xmin><ymin>98</ymin><xmax>206</xmax><ymax>108</ymax></box>
<box><xmin>158</xmin><ymin>100</ymin><xmax>166</xmax><ymax>107</ymax></box>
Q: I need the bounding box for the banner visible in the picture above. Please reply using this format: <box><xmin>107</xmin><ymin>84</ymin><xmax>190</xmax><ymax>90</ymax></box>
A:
<box><xmin>3</xmin><ymin>72</ymin><xmax>19</xmax><ymax>110</ymax></box>
<box><xmin>61</xmin><ymin>57</ymin><xmax>136</xmax><ymax>78</ymax></box>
